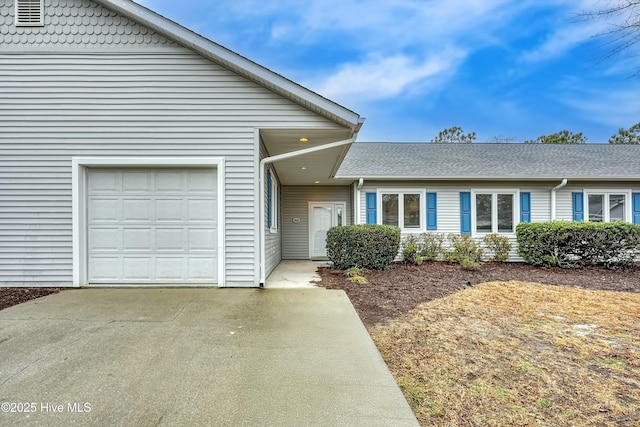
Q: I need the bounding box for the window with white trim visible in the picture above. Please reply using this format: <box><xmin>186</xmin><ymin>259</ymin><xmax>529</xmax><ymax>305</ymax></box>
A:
<box><xmin>15</xmin><ymin>0</ymin><xmax>44</xmax><ymax>26</ymax></box>
<box><xmin>379</xmin><ymin>190</ymin><xmax>422</xmax><ymax>230</ymax></box>
<box><xmin>586</xmin><ymin>192</ymin><xmax>628</xmax><ymax>222</ymax></box>
<box><xmin>474</xmin><ymin>191</ymin><xmax>517</xmax><ymax>233</ymax></box>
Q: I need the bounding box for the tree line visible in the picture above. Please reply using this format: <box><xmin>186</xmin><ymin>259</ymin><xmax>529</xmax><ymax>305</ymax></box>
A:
<box><xmin>430</xmin><ymin>123</ymin><xmax>640</xmax><ymax>144</ymax></box>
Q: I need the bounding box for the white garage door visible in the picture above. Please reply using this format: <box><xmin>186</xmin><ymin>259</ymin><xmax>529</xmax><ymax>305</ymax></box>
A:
<box><xmin>87</xmin><ymin>168</ymin><xmax>218</xmax><ymax>284</ymax></box>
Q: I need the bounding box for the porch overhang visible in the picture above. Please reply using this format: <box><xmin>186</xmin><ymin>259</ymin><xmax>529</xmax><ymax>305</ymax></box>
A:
<box><xmin>260</xmin><ymin>127</ymin><xmax>361</xmax><ymax>186</ymax></box>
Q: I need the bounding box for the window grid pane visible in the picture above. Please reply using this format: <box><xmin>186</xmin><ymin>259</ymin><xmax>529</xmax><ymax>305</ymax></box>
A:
<box><xmin>588</xmin><ymin>194</ymin><xmax>604</xmax><ymax>222</ymax></box>
<box><xmin>403</xmin><ymin>194</ymin><xmax>420</xmax><ymax>228</ymax></box>
<box><xmin>476</xmin><ymin>194</ymin><xmax>492</xmax><ymax>233</ymax></box>
<box><xmin>497</xmin><ymin>194</ymin><xmax>514</xmax><ymax>233</ymax></box>
<box><xmin>609</xmin><ymin>194</ymin><xmax>625</xmax><ymax>222</ymax></box>
<box><xmin>382</xmin><ymin>194</ymin><xmax>398</xmax><ymax>226</ymax></box>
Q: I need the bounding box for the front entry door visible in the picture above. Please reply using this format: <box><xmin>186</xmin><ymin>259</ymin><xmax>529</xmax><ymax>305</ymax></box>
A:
<box><xmin>309</xmin><ymin>202</ymin><xmax>346</xmax><ymax>258</ymax></box>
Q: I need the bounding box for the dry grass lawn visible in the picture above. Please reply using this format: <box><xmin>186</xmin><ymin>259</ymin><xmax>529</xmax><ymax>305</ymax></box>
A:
<box><xmin>371</xmin><ymin>281</ymin><xmax>640</xmax><ymax>426</ymax></box>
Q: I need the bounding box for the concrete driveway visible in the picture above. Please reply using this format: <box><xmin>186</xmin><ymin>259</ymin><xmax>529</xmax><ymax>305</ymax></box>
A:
<box><xmin>0</xmin><ymin>288</ymin><xmax>418</xmax><ymax>426</ymax></box>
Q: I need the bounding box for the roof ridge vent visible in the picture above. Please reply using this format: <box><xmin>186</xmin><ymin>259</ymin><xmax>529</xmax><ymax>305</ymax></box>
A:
<box><xmin>15</xmin><ymin>0</ymin><xmax>44</xmax><ymax>27</ymax></box>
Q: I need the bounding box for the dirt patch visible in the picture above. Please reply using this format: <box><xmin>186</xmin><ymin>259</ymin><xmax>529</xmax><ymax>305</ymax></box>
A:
<box><xmin>0</xmin><ymin>288</ymin><xmax>61</xmax><ymax>311</ymax></box>
<box><xmin>317</xmin><ymin>261</ymin><xmax>640</xmax><ymax>328</ymax></box>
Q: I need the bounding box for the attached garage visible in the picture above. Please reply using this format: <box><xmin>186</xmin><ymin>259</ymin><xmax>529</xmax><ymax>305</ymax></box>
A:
<box><xmin>72</xmin><ymin>158</ymin><xmax>225</xmax><ymax>287</ymax></box>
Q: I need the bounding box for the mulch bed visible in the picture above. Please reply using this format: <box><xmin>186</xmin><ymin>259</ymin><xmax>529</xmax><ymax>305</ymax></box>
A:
<box><xmin>318</xmin><ymin>262</ymin><xmax>640</xmax><ymax>328</ymax></box>
<box><xmin>0</xmin><ymin>288</ymin><xmax>61</xmax><ymax>311</ymax></box>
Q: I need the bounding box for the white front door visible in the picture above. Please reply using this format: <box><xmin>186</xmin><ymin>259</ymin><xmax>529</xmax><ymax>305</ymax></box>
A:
<box><xmin>309</xmin><ymin>202</ymin><xmax>346</xmax><ymax>258</ymax></box>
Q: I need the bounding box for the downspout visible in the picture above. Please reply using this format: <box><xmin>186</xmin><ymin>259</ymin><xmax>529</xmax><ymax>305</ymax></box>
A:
<box><xmin>551</xmin><ymin>179</ymin><xmax>568</xmax><ymax>220</ymax></box>
<box><xmin>355</xmin><ymin>178</ymin><xmax>364</xmax><ymax>225</ymax></box>
<box><xmin>259</xmin><ymin>134</ymin><xmax>358</xmax><ymax>286</ymax></box>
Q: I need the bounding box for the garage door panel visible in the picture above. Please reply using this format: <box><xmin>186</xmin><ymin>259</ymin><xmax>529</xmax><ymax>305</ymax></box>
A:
<box><xmin>188</xmin><ymin>257</ymin><xmax>216</xmax><ymax>280</ymax></box>
<box><xmin>123</xmin><ymin>257</ymin><xmax>152</xmax><ymax>280</ymax></box>
<box><xmin>89</xmin><ymin>198</ymin><xmax>120</xmax><ymax>222</ymax></box>
<box><xmin>188</xmin><ymin>229</ymin><xmax>216</xmax><ymax>251</ymax></box>
<box><xmin>89</xmin><ymin>171</ymin><xmax>119</xmax><ymax>192</ymax></box>
<box><xmin>87</xmin><ymin>168</ymin><xmax>218</xmax><ymax>284</ymax></box>
<box><xmin>188</xmin><ymin>199</ymin><xmax>216</xmax><ymax>221</ymax></box>
<box><xmin>156</xmin><ymin>258</ymin><xmax>184</xmax><ymax>280</ymax></box>
<box><xmin>188</xmin><ymin>170</ymin><xmax>217</xmax><ymax>191</ymax></box>
<box><xmin>90</xmin><ymin>257</ymin><xmax>120</xmax><ymax>281</ymax></box>
<box><xmin>123</xmin><ymin>228</ymin><xmax>153</xmax><ymax>251</ymax></box>
<box><xmin>156</xmin><ymin>228</ymin><xmax>184</xmax><ymax>251</ymax></box>
<box><xmin>123</xmin><ymin>199</ymin><xmax>152</xmax><ymax>222</ymax></box>
<box><xmin>123</xmin><ymin>171</ymin><xmax>151</xmax><ymax>192</ymax></box>
<box><xmin>89</xmin><ymin>228</ymin><xmax>121</xmax><ymax>251</ymax></box>
<box><xmin>156</xmin><ymin>199</ymin><xmax>184</xmax><ymax>221</ymax></box>
<box><xmin>156</xmin><ymin>171</ymin><xmax>183</xmax><ymax>192</ymax></box>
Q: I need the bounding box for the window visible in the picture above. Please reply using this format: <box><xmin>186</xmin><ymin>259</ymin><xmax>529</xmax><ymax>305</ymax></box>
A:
<box><xmin>380</xmin><ymin>191</ymin><xmax>422</xmax><ymax>229</ymax></box>
<box><xmin>267</xmin><ymin>170</ymin><xmax>278</xmax><ymax>231</ymax></box>
<box><xmin>586</xmin><ymin>192</ymin><xmax>628</xmax><ymax>222</ymax></box>
<box><xmin>15</xmin><ymin>0</ymin><xmax>44</xmax><ymax>26</ymax></box>
<box><xmin>474</xmin><ymin>192</ymin><xmax>516</xmax><ymax>233</ymax></box>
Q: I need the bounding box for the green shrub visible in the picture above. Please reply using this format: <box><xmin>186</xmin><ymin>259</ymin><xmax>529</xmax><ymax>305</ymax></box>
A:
<box><xmin>401</xmin><ymin>235</ymin><xmax>420</xmax><ymax>264</ymax></box>
<box><xmin>460</xmin><ymin>257</ymin><xmax>480</xmax><ymax>270</ymax></box>
<box><xmin>446</xmin><ymin>234</ymin><xmax>483</xmax><ymax>268</ymax></box>
<box><xmin>326</xmin><ymin>224</ymin><xmax>401</xmax><ymax>270</ymax></box>
<box><xmin>516</xmin><ymin>221</ymin><xmax>640</xmax><ymax>269</ymax></box>
<box><xmin>344</xmin><ymin>266</ymin><xmax>368</xmax><ymax>284</ymax></box>
<box><xmin>482</xmin><ymin>233</ymin><xmax>512</xmax><ymax>262</ymax></box>
<box><xmin>419</xmin><ymin>232</ymin><xmax>446</xmax><ymax>261</ymax></box>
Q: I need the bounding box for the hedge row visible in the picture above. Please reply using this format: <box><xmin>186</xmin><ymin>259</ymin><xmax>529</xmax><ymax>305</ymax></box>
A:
<box><xmin>326</xmin><ymin>224</ymin><xmax>400</xmax><ymax>270</ymax></box>
<box><xmin>516</xmin><ymin>221</ymin><xmax>640</xmax><ymax>268</ymax></box>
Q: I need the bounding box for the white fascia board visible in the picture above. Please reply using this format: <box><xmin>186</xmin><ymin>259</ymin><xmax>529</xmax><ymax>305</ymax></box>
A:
<box><xmin>96</xmin><ymin>0</ymin><xmax>362</xmax><ymax>129</ymax></box>
<box><xmin>335</xmin><ymin>175</ymin><xmax>640</xmax><ymax>181</ymax></box>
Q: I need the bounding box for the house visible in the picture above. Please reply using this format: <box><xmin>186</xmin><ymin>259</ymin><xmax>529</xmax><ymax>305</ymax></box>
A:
<box><xmin>0</xmin><ymin>0</ymin><xmax>363</xmax><ymax>287</ymax></box>
<box><xmin>1</xmin><ymin>1</ymin><xmax>639</xmax><ymax>288</ymax></box>
<box><xmin>335</xmin><ymin>143</ymin><xmax>640</xmax><ymax>258</ymax></box>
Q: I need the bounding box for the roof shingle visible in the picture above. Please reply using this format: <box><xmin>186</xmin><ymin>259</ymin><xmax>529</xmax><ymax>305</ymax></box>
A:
<box><xmin>336</xmin><ymin>143</ymin><xmax>640</xmax><ymax>180</ymax></box>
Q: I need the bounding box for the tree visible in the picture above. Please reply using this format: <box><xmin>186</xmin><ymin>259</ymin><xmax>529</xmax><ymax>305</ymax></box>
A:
<box><xmin>580</xmin><ymin>2</ymin><xmax>640</xmax><ymax>73</ymax></box>
<box><xmin>431</xmin><ymin>126</ymin><xmax>476</xmax><ymax>143</ymax></box>
<box><xmin>524</xmin><ymin>130</ymin><xmax>587</xmax><ymax>144</ymax></box>
<box><xmin>609</xmin><ymin>122</ymin><xmax>640</xmax><ymax>144</ymax></box>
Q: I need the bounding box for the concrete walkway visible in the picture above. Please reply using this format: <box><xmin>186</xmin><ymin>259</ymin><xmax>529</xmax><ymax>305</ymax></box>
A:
<box><xmin>265</xmin><ymin>260</ymin><xmax>330</xmax><ymax>288</ymax></box>
<box><xmin>0</xmin><ymin>288</ymin><xmax>418</xmax><ymax>426</ymax></box>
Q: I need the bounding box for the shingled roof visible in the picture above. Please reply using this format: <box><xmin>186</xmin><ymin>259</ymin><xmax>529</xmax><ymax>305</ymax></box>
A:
<box><xmin>336</xmin><ymin>142</ymin><xmax>640</xmax><ymax>180</ymax></box>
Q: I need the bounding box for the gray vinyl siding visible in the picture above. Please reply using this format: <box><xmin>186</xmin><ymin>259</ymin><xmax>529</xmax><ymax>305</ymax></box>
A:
<box><xmin>555</xmin><ymin>182</ymin><xmax>640</xmax><ymax>222</ymax></box>
<box><xmin>261</xmin><ymin>141</ymin><xmax>282</xmax><ymax>278</ymax></box>
<box><xmin>281</xmin><ymin>186</ymin><xmax>352</xmax><ymax>260</ymax></box>
<box><xmin>0</xmin><ymin>3</ymin><xmax>345</xmax><ymax>286</ymax></box>
<box><xmin>358</xmin><ymin>181</ymin><xmax>560</xmax><ymax>261</ymax></box>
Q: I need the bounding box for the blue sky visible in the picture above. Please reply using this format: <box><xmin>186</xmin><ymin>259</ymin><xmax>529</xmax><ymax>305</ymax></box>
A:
<box><xmin>138</xmin><ymin>0</ymin><xmax>639</xmax><ymax>143</ymax></box>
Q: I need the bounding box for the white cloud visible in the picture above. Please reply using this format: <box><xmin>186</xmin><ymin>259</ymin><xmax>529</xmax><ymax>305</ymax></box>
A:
<box><xmin>307</xmin><ymin>48</ymin><xmax>466</xmax><ymax>102</ymax></box>
<box><xmin>519</xmin><ymin>19</ymin><xmax>606</xmax><ymax>63</ymax></box>
<box><xmin>263</xmin><ymin>0</ymin><xmax>520</xmax><ymax>50</ymax></box>
<box><xmin>559</xmin><ymin>81</ymin><xmax>640</xmax><ymax>130</ymax></box>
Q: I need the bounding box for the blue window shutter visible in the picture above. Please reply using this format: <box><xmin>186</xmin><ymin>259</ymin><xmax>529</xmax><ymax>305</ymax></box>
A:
<box><xmin>572</xmin><ymin>192</ymin><xmax>584</xmax><ymax>221</ymax></box>
<box><xmin>266</xmin><ymin>170</ymin><xmax>272</xmax><ymax>228</ymax></box>
<box><xmin>633</xmin><ymin>193</ymin><xmax>640</xmax><ymax>224</ymax></box>
<box><xmin>366</xmin><ymin>192</ymin><xmax>377</xmax><ymax>224</ymax></box>
<box><xmin>520</xmin><ymin>192</ymin><xmax>531</xmax><ymax>223</ymax></box>
<box><xmin>426</xmin><ymin>192</ymin><xmax>437</xmax><ymax>230</ymax></box>
<box><xmin>460</xmin><ymin>192</ymin><xmax>471</xmax><ymax>234</ymax></box>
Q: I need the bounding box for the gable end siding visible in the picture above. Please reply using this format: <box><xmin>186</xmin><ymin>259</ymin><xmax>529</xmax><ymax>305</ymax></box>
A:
<box><xmin>1</xmin><ymin>0</ymin><xmax>178</xmax><ymax>48</ymax></box>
